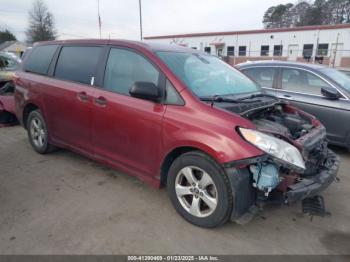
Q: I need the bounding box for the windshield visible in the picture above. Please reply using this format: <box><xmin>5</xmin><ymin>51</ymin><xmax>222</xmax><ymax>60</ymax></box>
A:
<box><xmin>156</xmin><ymin>51</ymin><xmax>260</xmax><ymax>97</ymax></box>
<box><xmin>319</xmin><ymin>68</ymin><xmax>350</xmax><ymax>93</ymax></box>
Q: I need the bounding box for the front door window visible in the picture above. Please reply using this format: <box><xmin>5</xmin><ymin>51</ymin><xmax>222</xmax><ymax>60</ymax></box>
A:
<box><xmin>103</xmin><ymin>48</ymin><xmax>159</xmax><ymax>96</ymax></box>
<box><xmin>281</xmin><ymin>68</ymin><xmax>332</xmax><ymax>95</ymax></box>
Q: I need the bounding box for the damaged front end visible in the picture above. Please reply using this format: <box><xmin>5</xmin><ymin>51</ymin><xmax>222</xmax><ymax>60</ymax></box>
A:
<box><xmin>0</xmin><ymin>81</ymin><xmax>17</xmax><ymax>127</ymax></box>
<box><xmin>222</xmin><ymin>97</ymin><xmax>340</xmax><ymax>223</ymax></box>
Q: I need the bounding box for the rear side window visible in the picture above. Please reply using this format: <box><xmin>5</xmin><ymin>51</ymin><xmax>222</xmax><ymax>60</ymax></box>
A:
<box><xmin>24</xmin><ymin>45</ymin><xmax>58</xmax><ymax>75</ymax></box>
<box><xmin>55</xmin><ymin>46</ymin><xmax>102</xmax><ymax>85</ymax></box>
<box><xmin>243</xmin><ymin>67</ymin><xmax>276</xmax><ymax>88</ymax></box>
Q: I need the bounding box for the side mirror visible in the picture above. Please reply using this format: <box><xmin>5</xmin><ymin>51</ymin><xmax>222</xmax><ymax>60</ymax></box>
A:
<box><xmin>129</xmin><ymin>82</ymin><xmax>161</xmax><ymax>102</ymax></box>
<box><xmin>321</xmin><ymin>87</ymin><xmax>341</xmax><ymax>100</ymax></box>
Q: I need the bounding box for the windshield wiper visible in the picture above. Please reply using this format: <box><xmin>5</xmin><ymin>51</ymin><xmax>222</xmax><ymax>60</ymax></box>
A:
<box><xmin>237</xmin><ymin>93</ymin><xmax>277</xmax><ymax>101</ymax></box>
<box><xmin>200</xmin><ymin>95</ymin><xmax>261</xmax><ymax>106</ymax></box>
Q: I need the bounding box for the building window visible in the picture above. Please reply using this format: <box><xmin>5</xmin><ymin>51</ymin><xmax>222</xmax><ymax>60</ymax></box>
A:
<box><xmin>227</xmin><ymin>46</ymin><xmax>234</xmax><ymax>56</ymax></box>
<box><xmin>273</xmin><ymin>45</ymin><xmax>283</xmax><ymax>56</ymax></box>
<box><xmin>204</xmin><ymin>47</ymin><xmax>211</xmax><ymax>54</ymax></box>
<box><xmin>239</xmin><ymin>46</ymin><xmax>246</xmax><ymax>56</ymax></box>
<box><xmin>317</xmin><ymin>44</ymin><xmax>329</xmax><ymax>56</ymax></box>
<box><xmin>261</xmin><ymin>45</ymin><xmax>269</xmax><ymax>56</ymax></box>
<box><xmin>303</xmin><ymin>44</ymin><xmax>313</xmax><ymax>58</ymax></box>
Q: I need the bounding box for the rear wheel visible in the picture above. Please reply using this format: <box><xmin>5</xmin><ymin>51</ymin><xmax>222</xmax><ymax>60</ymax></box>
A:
<box><xmin>27</xmin><ymin>110</ymin><xmax>56</xmax><ymax>154</ymax></box>
<box><xmin>167</xmin><ymin>151</ymin><xmax>233</xmax><ymax>228</ymax></box>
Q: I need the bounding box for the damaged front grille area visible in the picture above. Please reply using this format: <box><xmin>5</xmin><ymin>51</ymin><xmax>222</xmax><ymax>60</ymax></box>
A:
<box><xmin>221</xmin><ymin>96</ymin><xmax>339</xmax><ymax>222</ymax></box>
<box><xmin>303</xmin><ymin>140</ymin><xmax>329</xmax><ymax>177</ymax></box>
<box><xmin>239</xmin><ymin>103</ymin><xmax>334</xmax><ymax>200</ymax></box>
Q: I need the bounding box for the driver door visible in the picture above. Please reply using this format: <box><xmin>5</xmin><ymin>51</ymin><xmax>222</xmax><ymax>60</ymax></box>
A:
<box><xmin>92</xmin><ymin>47</ymin><xmax>166</xmax><ymax>177</ymax></box>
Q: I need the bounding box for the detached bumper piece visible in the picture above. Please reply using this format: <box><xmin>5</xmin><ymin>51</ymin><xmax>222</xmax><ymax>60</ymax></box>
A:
<box><xmin>286</xmin><ymin>149</ymin><xmax>339</xmax><ymax>203</ymax></box>
<box><xmin>302</xmin><ymin>195</ymin><xmax>330</xmax><ymax>217</ymax></box>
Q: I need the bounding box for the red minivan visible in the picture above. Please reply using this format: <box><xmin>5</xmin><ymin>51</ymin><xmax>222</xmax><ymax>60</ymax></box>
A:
<box><xmin>14</xmin><ymin>40</ymin><xmax>339</xmax><ymax>227</ymax></box>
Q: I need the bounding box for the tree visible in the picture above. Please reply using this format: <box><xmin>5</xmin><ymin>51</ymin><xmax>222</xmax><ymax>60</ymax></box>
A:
<box><xmin>292</xmin><ymin>2</ymin><xmax>313</xmax><ymax>26</ymax></box>
<box><xmin>26</xmin><ymin>0</ymin><xmax>57</xmax><ymax>43</ymax></box>
<box><xmin>263</xmin><ymin>4</ymin><xmax>294</xmax><ymax>29</ymax></box>
<box><xmin>262</xmin><ymin>0</ymin><xmax>350</xmax><ymax>28</ymax></box>
<box><xmin>0</xmin><ymin>29</ymin><xmax>17</xmax><ymax>44</ymax></box>
<box><xmin>325</xmin><ymin>0</ymin><xmax>350</xmax><ymax>24</ymax></box>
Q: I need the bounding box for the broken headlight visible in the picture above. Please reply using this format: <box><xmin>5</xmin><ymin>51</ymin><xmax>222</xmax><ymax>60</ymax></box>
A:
<box><xmin>239</xmin><ymin>127</ymin><xmax>305</xmax><ymax>171</ymax></box>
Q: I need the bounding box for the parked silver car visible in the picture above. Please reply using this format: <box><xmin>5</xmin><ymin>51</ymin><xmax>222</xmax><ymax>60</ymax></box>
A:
<box><xmin>236</xmin><ymin>61</ymin><xmax>350</xmax><ymax>150</ymax></box>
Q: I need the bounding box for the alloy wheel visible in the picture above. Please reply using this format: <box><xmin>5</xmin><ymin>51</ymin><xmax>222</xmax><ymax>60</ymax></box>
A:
<box><xmin>30</xmin><ymin>117</ymin><xmax>46</xmax><ymax>148</ymax></box>
<box><xmin>175</xmin><ymin>166</ymin><xmax>218</xmax><ymax>218</ymax></box>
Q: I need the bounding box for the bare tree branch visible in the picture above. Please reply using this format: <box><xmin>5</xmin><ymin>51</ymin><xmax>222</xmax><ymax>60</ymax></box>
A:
<box><xmin>26</xmin><ymin>0</ymin><xmax>57</xmax><ymax>44</ymax></box>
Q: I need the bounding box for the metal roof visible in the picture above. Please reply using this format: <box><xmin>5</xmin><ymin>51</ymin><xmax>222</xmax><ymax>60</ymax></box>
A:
<box><xmin>235</xmin><ymin>60</ymin><xmax>327</xmax><ymax>70</ymax></box>
<box><xmin>33</xmin><ymin>39</ymin><xmax>203</xmax><ymax>53</ymax></box>
<box><xmin>144</xmin><ymin>23</ymin><xmax>350</xmax><ymax>40</ymax></box>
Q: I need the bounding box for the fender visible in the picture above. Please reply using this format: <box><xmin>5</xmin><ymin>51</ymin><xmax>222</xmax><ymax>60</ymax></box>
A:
<box><xmin>160</xmin><ymin>102</ymin><xmax>264</xmax><ymax>170</ymax></box>
<box><xmin>14</xmin><ymin>74</ymin><xmax>46</xmax><ymax>127</ymax></box>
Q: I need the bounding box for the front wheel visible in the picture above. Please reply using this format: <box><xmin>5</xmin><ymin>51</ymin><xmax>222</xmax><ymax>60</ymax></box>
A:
<box><xmin>167</xmin><ymin>151</ymin><xmax>233</xmax><ymax>228</ymax></box>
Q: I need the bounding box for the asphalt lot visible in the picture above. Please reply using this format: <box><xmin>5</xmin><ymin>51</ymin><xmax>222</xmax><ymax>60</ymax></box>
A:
<box><xmin>0</xmin><ymin>126</ymin><xmax>350</xmax><ymax>254</ymax></box>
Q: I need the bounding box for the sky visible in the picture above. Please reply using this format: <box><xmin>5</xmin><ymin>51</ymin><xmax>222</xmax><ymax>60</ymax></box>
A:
<box><xmin>0</xmin><ymin>0</ymin><xmax>294</xmax><ymax>42</ymax></box>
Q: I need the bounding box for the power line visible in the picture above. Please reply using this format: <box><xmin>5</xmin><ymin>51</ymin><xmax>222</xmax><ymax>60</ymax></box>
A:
<box><xmin>0</xmin><ymin>9</ymin><xmax>127</xmax><ymax>29</ymax></box>
<box><xmin>0</xmin><ymin>4</ymin><xmax>145</xmax><ymax>39</ymax></box>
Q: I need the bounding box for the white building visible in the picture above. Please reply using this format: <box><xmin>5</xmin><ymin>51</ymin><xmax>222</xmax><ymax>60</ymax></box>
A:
<box><xmin>0</xmin><ymin>41</ymin><xmax>27</xmax><ymax>57</ymax></box>
<box><xmin>144</xmin><ymin>24</ymin><xmax>350</xmax><ymax>68</ymax></box>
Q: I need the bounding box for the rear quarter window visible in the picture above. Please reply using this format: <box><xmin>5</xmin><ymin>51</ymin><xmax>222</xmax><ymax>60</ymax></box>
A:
<box><xmin>24</xmin><ymin>45</ymin><xmax>58</xmax><ymax>75</ymax></box>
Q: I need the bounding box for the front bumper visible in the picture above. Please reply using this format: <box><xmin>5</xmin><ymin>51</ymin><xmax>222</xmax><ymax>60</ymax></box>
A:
<box><xmin>286</xmin><ymin>149</ymin><xmax>339</xmax><ymax>202</ymax></box>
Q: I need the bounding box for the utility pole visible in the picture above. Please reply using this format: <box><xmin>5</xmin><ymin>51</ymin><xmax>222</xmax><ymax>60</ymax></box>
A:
<box><xmin>233</xmin><ymin>34</ymin><xmax>238</xmax><ymax>65</ymax></box>
<box><xmin>139</xmin><ymin>0</ymin><xmax>143</xmax><ymax>40</ymax></box>
<box><xmin>313</xmin><ymin>30</ymin><xmax>320</xmax><ymax>64</ymax></box>
<box><xmin>97</xmin><ymin>0</ymin><xmax>102</xmax><ymax>39</ymax></box>
<box><xmin>332</xmin><ymin>33</ymin><xmax>340</xmax><ymax>68</ymax></box>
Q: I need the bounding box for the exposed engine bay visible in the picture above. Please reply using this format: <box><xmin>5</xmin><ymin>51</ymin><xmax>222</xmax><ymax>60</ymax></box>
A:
<box><xmin>250</xmin><ymin>104</ymin><xmax>314</xmax><ymax>140</ymax></box>
<box><xmin>216</xmin><ymin>95</ymin><xmax>339</xmax><ymax>221</ymax></box>
<box><xmin>246</xmin><ymin>102</ymin><xmax>330</xmax><ymax>199</ymax></box>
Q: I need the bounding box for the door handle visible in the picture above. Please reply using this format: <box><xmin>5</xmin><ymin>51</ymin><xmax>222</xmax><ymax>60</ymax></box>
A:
<box><xmin>283</xmin><ymin>94</ymin><xmax>292</xmax><ymax>98</ymax></box>
<box><xmin>77</xmin><ymin>91</ymin><xmax>89</xmax><ymax>101</ymax></box>
<box><xmin>94</xmin><ymin>96</ymin><xmax>107</xmax><ymax>106</ymax></box>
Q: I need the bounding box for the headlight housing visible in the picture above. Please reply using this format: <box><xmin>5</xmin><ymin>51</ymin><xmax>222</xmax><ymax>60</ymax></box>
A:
<box><xmin>239</xmin><ymin>127</ymin><xmax>305</xmax><ymax>171</ymax></box>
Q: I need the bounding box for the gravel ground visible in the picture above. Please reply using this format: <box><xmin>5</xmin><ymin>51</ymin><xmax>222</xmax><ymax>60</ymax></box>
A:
<box><xmin>0</xmin><ymin>126</ymin><xmax>349</xmax><ymax>254</ymax></box>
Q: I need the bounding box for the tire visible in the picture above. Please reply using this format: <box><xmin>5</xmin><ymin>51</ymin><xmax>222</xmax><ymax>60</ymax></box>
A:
<box><xmin>167</xmin><ymin>151</ymin><xmax>233</xmax><ymax>228</ymax></box>
<box><xmin>27</xmin><ymin>110</ymin><xmax>57</xmax><ymax>154</ymax></box>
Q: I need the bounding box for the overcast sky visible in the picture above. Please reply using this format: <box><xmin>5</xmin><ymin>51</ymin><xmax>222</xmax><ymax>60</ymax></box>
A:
<box><xmin>0</xmin><ymin>0</ymin><xmax>293</xmax><ymax>42</ymax></box>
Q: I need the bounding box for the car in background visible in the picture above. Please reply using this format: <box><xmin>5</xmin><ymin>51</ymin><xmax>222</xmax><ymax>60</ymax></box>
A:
<box><xmin>0</xmin><ymin>52</ymin><xmax>19</xmax><ymax>126</ymax></box>
<box><xmin>236</xmin><ymin>61</ymin><xmax>350</xmax><ymax>150</ymax></box>
<box><xmin>0</xmin><ymin>52</ymin><xmax>20</xmax><ymax>86</ymax></box>
<box><xmin>339</xmin><ymin>68</ymin><xmax>350</xmax><ymax>78</ymax></box>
